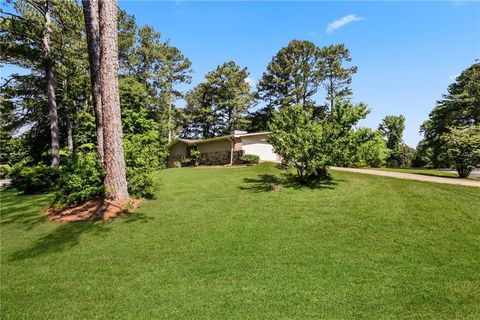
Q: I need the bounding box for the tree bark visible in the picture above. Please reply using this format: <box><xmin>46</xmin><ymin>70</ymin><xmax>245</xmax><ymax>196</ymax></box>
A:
<box><xmin>98</xmin><ymin>0</ymin><xmax>129</xmax><ymax>201</ymax></box>
<box><xmin>43</xmin><ymin>0</ymin><xmax>60</xmax><ymax>167</ymax></box>
<box><xmin>167</xmin><ymin>91</ymin><xmax>173</xmax><ymax>143</ymax></box>
<box><xmin>62</xmin><ymin>78</ymin><xmax>74</xmax><ymax>155</ymax></box>
<box><xmin>82</xmin><ymin>0</ymin><xmax>104</xmax><ymax>166</ymax></box>
<box><xmin>66</xmin><ymin>115</ymin><xmax>74</xmax><ymax>155</ymax></box>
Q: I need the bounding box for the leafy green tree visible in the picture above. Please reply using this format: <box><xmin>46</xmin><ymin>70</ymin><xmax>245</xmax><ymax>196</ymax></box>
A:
<box><xmin>319</xmin><ymin>44</ymin><xmax>357</xmax><ymax>113</ymax></box>
<box><xmin>267</xmin><ymin>104</ymin><xmax>329</xmax><ymax>184</ymax></box>
<box><xmin>206</xmin><ymin>61</ymin><xmax>254</xmax><ymax>134</ymax></box>
<box><xmin>134</xmin><ymin>25</ymin><xmax>163</xmax><ymax>85</ymax></box>
<box><xmin>378</xmin><ymin>115</ymin><xmax>406</xmax><ymax>167</ymax></box>
<box><xmin>255</xmin><ymin>41</ymin><xmax>358</xmax><ymax>129</ymax></box>
<box><xmin>421</xmin><ymin>62</ymin><xmax>480</xmax><ymax>167</ymax></box>
<box><xmin>182</xmin><ymin>61</ymin><xmax>253</xmax><ymax>137</ymax></box>
<box><xmin>117</xmin><ymin>21</ymin><xmax>192</xmax><ymax>144</ymax></box>
<box><xmin>1</xmin><ymin>0</ymin><xmax>194</xmax><ymax>201</ymax></box>
<box><xmin>155</xmin><ymin>44</ymin><xmax>192</xmax><ymax>142</ymax></box>
<box><xmin>246</xmin><ymin>105</ymin><xmax>275</xmax><ymax>132</ymax></box>
<box><xmin>257</xmin><ymin>40</ymin><xmax>323</xmax><ymax>111</ymax></box>
<box><xmin>379</xmin><ymin>115</ymin><xmax>405</xmax><ymax>149</ymax></box>
<box><xmin>412</xmin><ymin>140</ymin><xmax>433</xmax><ymax>168</ymax></box>
<box><xmin>0</xmin><ymin>95</ymin><xmax>29</xmax><ymax>165</ymax></box>
<box><xmin>1</xmin><ymin>0</ymin><xmax>88</xmax><ymax>165</ymax></box>
<box><xmin>324</xmin><ymin>99</ymin><xmax>370</xmax><ymax>166</ymax></box>
<box><xmin>353</xmin><ymin>128</ymin><xmax>388</xmax><ymax>168</ymax></box>
<box><xmin>118</xmin><ymin>9</ymin><xmax>138</xmax><ymax>76</ymax></box>
<box><xmin>1</xmin><ymin>0</ymin><xmax>66</xmax><ymax>166</ymax></box>
<box><xmin>119</xmin><ymin>76</ymin><xmax>165</xmax><ymax>197</ymax></box>
<box><xmin>183</xmin><ymin>82</ymin><xmax>217</xmax><ymax>138</ymax></box>
<box><xmin>441</xmin><ymin>126</ymin><xmax>480</xmax><ymax>178</ymax></box>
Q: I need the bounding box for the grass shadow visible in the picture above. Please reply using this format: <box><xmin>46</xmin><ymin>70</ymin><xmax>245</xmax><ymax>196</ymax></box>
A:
<box><xmin>9</xmin><ymin>221</ymin><xmax>112</xmax><ymax>261</ymax></box>
<box><xmin>2</xmin><ymin>187</ymin><xmax>155</xmax><ymax>261</ymax></box>
<box><xmin>240</xmin><ymin>172</ymin><xmax>342</xmax><ymax>193</ymax></box>
<box><xmin>9</xmin><ymin>212</ymin><xmax>154</xmax><ymax>261</ymax></box>
<box><xmin>122</xmin><ymin>211</ymin><xmax>154</xmax><ymax>224</ymax></box>
<box><xmin>0</xmin><ymin>188</ymin><xmax>53</xmax><ymax>230</ymax></box>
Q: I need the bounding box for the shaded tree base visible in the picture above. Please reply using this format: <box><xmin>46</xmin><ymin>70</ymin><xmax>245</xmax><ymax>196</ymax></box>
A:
<box><xmin>46</xmin><ymin>198</ymin><xmax>140</xmax><ymax>222</ymax></box>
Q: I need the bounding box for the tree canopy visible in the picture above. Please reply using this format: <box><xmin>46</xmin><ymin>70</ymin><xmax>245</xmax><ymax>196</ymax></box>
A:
<box><xmin>420</xmin><ymin>62</ymin><xmax>480</xmax><ymax>169</ymax></box>
<box><xmin>182</xmin><ymin>61</ymin><xmax>254</xmax><ymax>138</ymax></box>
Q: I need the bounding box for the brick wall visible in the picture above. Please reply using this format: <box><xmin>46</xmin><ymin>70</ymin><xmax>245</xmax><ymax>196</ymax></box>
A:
<box><xmin>167</xmin><ymin>150</ymin><xmax>244</xmax><ymax>167</ymax></box>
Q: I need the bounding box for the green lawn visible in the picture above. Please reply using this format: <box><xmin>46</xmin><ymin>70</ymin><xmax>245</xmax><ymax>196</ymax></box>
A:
<box><xmin>1</xmin><ymin>163</ymin><xmax>479</xmax><ymax>319</ymax></box>
<box><xmin>372</xmin><ymin>167</ymin><xmax>480</xmax><ymax>180</ymax></box>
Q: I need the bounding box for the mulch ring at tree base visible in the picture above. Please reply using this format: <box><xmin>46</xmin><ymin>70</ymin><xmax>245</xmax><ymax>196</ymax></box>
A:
<box><xmin>46</xmin><ymin>198</ymin><xmax>141</xmax><ymax>222</ymax></box>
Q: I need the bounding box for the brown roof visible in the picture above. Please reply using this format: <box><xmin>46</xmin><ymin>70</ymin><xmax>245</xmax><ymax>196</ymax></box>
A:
<box><xmin>168</xmin><ymin>131</ymin><xmax>270</xmax><ymax>148</ymax></box>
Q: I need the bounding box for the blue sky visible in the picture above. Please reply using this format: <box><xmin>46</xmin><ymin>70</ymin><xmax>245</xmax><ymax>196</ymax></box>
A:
<box><xmin>118</xmin><ymin>0</ymin><xmax>479</xmax><ymax>146</ymax></box>
<box><xmin>1</xmin><ymin>1</ymin><xmax>478</xmax><ymax>146</ymax></box>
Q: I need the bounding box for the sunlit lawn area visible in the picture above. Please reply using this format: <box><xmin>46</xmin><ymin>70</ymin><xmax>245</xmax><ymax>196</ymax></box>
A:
<box><xmin>371</xmin><ymin>167</ymin><xmax>480</xmax><ymax>180</ymax></box>
<box><xmin>1</xmin><ymin>163</ymin><xmax>479</xmax><ymax>319</ymax></box>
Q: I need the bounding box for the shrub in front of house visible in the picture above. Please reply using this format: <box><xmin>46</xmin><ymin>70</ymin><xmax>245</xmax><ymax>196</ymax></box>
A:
<box><xmin>181</xmin><ymin>159</ymin><xmax>193</xmax><ymax>167</ymax></box>
<box><xmin>240</xmin><ymin>154</ymin><xmax>260</xmax><ymax>165</ymax></box>
<box><xmin>190</xmin><ymin>150</ymin><xmax>201</xmax><ymax>166</ymax></box>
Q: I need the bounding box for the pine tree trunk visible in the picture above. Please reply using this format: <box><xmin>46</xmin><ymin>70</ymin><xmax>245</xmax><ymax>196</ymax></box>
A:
<box><xmin>62</xmin><ymin>78</ymin><xmax>74</xmax><ymax>155</ymax></box>
<box><xmin>82</xmin><ymin>0</ymin><xmax>104</xmax><ymax>166</ymax></box>
<box><xmin>43</xmin><ymin>0</ymin><xmax>60</xmax><ymax>167</ymax></box>
<box><xmin>328</xmin><ymin>78</ymin><xmax>334</xmax><ymax>116</ymax></box>
<box><xmin>167</xmin><ymin>90</ymin><xmax>172</xmax><ymax>143</ymax></box>
<box><xmin>66</xmin><ymin>115</ymin><xmax>74</xmax><ymax>155</ymax></box>
<box><xmin>98</xmin><ymin>0</ymin><xmax>129</xmax><ymax>201</ymax></box>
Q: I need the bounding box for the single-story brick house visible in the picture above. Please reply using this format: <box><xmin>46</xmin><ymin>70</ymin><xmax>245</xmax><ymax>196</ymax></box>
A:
<box><xmin>167</xmin><ymin>131</ymin><xmax>280</xmax><ymax>166</ymax></box>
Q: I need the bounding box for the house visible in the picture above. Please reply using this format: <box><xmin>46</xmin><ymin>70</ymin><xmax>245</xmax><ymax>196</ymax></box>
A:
<box><xmin>167</xmin><ymin>131</ymin><xmax>280</xmax><ymax>166</ymax></box>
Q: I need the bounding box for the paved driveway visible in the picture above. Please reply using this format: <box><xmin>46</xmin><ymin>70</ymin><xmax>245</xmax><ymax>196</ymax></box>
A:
<box><xmin>331</xmin><ymin>167</ymin><xmax>480</xmax><ymax>188</ymax></box>
<box><xmin>440</xmin><ymin>168</ymin><xmax>480</xmax><ymax>178</ymax></box>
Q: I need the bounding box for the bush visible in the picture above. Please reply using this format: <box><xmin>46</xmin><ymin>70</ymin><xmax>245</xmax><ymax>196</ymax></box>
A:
<box><xmin>53</xmin><ymin>149</ymin><xmax>104</xmax><ymax>207</ymax></box>
<box><xmin>441</xmin><ymin>125</ymin><xmax>480</xmax><ymax>178</ymax></box>
<box><xmin>125</xmin><ymin>168</ymin><xmax>156</xmax><ymax>199</ymax></box>
<box><xmin>172</xmin><ymin>161</ymin><xmax>182</xmax><ymax>168</ymax></box>
<box><xmin>123</xmin><ymin>132</ymin><xmax>161</xmax><ymax>199</ymax></box>
<box><xmin>0</xmin><ymin>164</ymin><xmax>11</xmax><ymax>179</ymax></box>
<box><xmin>9</xmin><ymin>162</ymin><xmax>59</xmax><ymax>194</ymax></box>
<box><xmin>181</xmin><ymin>158</ymin><xmax>193</xmax><ymax>167</ymax></box>
<box><xmin>268</xmin><ymin>104</ymin><xmax>329</xmax><ymax>184</ymax></box>
<box><xmin>240</xmin><ymin>154</ymin><xmax>260</xmax><ymax>165</ymax></box>
<box><xmin>190</xmin><ymin>150</ymin><xmax>201</xmax><ymax>166</ymax></box>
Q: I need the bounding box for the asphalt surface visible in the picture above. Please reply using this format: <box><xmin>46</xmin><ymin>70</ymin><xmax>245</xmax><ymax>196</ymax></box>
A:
<box><xmin>331</xmin><ymin>167</ymin><xmax>480</xmax><ymax>188</ymax></box>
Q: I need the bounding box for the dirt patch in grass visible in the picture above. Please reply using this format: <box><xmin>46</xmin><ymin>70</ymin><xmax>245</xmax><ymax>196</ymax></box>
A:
<box><xmin>46</xmin><ymin>198</ymin><xmax>141</xmax><ymax>222</ymax></box>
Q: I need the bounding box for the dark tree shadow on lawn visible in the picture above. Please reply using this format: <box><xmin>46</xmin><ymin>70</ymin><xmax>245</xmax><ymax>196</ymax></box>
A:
<box><xmin>9</xmin><ymin>221</ymin><xmax>111</xmax><ymax>261</ymax></box>
<box><xmin>1</xmin><ymin>187</ymin><xmax>154</xmax><ymax>261</ymax></box>
<box><xmin>0</xmin><ymin>188</ymin><xmax>53</xmax><ymax>230</ymax></box>
<box><xmin>239</xmin><ymin>173</ymin><xmax>342</xmax><ymax>193</ymax></box>
<box><xmin>123</xmin><ymin>211</ymin><xmax>154</xmax><ymax>224</ymax></box>
<box><xmin>9</xmin><ymin>212</ymin><xmax>152</xmax><ymax>261</ymax></box>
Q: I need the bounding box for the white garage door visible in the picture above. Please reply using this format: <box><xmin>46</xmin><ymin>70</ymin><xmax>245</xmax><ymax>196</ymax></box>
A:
<box><xmin>242</xmin><ymin>136</ymin><xmax>278</xmax><ymax>162</ymax></box>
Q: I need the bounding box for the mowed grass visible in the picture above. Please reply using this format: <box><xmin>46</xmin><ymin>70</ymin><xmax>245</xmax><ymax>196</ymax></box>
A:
<box><xmin>372</xmin><ymin>167</ymin><xmax>480</xmax><ymax>180</ymax></box>
<box><xmin>1</xmin><ymin>163</ymin><xmax>479</xmax><ymax>319</ymax></box>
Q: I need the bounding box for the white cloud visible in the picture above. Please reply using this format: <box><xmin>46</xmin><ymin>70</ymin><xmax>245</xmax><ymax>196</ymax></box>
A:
<box><xmin>326</xmin><ymin>14</ymin><xmax>364</xmax><ymax>33</ymax></box>
<box><xmin>245</xmin><ymin>77</ymin><xmax>257</xmax><ymax>88</ymax></box>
